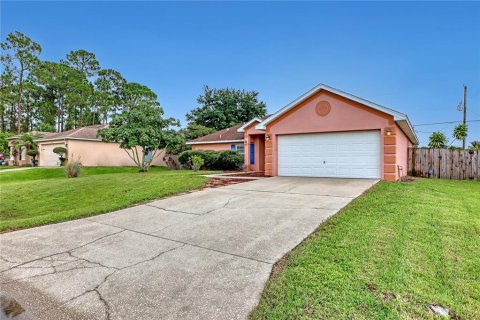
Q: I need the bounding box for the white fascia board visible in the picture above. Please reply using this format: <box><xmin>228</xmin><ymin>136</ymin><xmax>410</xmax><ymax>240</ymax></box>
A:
<box><xmin>256</xmin><ymin>83</ymin><xmax>408</xmax><ymax>130</ymax></box>
<box><xmin>395</xmin><ymin>118</ymin><xmax>419</xmax><ymax>145</ymax></box>
<box><xmin>35</xmin><ymin>137</ymin><xmax>102</xmax><ymax>143</ymax></box>
<box><xmin>237</xmin><ymin>118</ymin><xmax>261</xmax><ymax>132</ymax></box>
<box><xmin>186</xmin><ymin>139</ymin><xmax>244</xmax><ymax>145</ymax></box>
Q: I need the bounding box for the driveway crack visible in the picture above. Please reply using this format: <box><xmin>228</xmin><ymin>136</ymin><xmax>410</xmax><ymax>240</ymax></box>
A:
<box><xmin>47</xmin><ymin>243</ymin><xmax>186</xmax><ymax>320</ymax></box>
<box><xmin>203</xmin><ymin>195</ymin><xmax>240</xmax><ymax>215</ymax></box>
<box><xmin>0</xmin><ymin>229</ymin><xmax>124</xmax><ymax>274</ymax></box>
<box><xmin>144</xmin><ymin>204</ymin><xmax>201</xmax><ymax>215</ymax></box>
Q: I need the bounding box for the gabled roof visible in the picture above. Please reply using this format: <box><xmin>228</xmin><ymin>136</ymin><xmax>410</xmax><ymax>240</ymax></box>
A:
<box><xmin>256</xmin><ymin>83</ymin><xmax>418</xmax><ymax>144</ymax></box>
<box><xmin>186</xmin><ymin>123</ymin><xmax>244</xmax><ymax>145</ymax></box>
<box><xmin>35</xmin><ymin>125</ymin><xmax>108</xmax><ymax>142</ymax></box>
<box><xmin>237</xmin><ymin>118</ymin><xmax>262</xmax><ymax>133</ymax></box>
<box><xmin>237</xmin><ymin>115</ymin><xmax>271</xmax><ymax>133</ymax></box>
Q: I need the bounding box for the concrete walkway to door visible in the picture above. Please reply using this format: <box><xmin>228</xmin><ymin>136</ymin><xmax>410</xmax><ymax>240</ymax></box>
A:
<box><xmin>0</xmin><ymin>177</ymin><xmax>377</xmax><ymax>320</ymax></box>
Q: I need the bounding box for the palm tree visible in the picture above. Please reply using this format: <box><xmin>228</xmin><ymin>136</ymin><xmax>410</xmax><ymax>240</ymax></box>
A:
<box><xmin>428</xmin><ymin>132</ymin><xmax>447</xmax><ymax>148</ymax></box>
<box><xmin>452</xmin><ymin>124</ymin><xmax>468</xmax><ymax>149</ymax></box>
<box><xmin>13</xmin><ymin>132</ymin><xmax>41</xmax><ymax>165</ymax></box>
<box><xmin>470</xmin><ymin>141</ymin><xmax>480</xmax><ymax>151</ymax></box>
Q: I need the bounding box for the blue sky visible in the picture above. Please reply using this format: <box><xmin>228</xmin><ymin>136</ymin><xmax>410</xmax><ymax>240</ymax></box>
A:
<box><xmin>2</xmin><ymin>1</ymin><xmax>479</xmax><ymax>146</ymax></box>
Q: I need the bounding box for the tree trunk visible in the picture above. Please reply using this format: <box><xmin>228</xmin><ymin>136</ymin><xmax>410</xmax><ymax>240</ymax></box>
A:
<box><xmin>79</xmin><ymin>106</ymin><xmax>83</xmax><ymax>127</ymax></box>
<box><xmin>25</xmin><ymin>105</ymin><xmax>30</xmax><ymax>132</ymax></box>
<box><xmin>10</xmin><ymin>104</ymin><xmax>17</xmax><ymax>133</ymax></box>
<box><xmin>141</xmin><ymin>147</ymin><xmax>147</xmax><ymax>172</ymax></box>
<box><xmin>17</xmin><ymin>66</ymin><xmax>24</xmax><ymax>134</ymax></box>
<box><xmin>0</xmin><ymin>113</ymin><xmax>5</xmax><ymax>132</ymax></box>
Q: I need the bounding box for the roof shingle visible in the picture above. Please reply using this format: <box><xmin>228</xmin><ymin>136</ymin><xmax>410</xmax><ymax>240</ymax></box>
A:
<box><xmin>36</xmin><ymin>125</ymin><xmax>108</xmax><ymax>141</ymax></box>
<box><xmin>188</xmin><ymin>123</ymin><xmax>244</xmax><ymax>143</ymax></box>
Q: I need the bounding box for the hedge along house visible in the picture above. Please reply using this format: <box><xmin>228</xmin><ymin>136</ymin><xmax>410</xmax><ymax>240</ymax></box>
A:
<box><xmin>187</xmin><ymin>84</ymin><xmax>418</xmax><ymax>181</ymax></box>
<box><xmin>11</xmin><ymin>125</ymin><xmax>167</xmax><ymax>167</ymax></box>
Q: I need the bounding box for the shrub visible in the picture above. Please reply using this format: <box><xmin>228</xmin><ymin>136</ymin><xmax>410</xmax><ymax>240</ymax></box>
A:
<box><xmin>27</xmin><ymin>149</ymin><xmax>38</xmax><ymax>157</ymax></box>
<box><xmin>215</xmin><ymin>150</ymin><xmax>244</xmax><ymax>170</ymax></box>
<box><xmin>190</xmin><ymin>155</ymin><xmax>204</xmax><ymax>172</ymax></box>
<box><xmin>179</xmin><ymin>149</ymin><xmax>244</xmax><ymax>170</ymax></box>
<box><xmin>52</xmin><ymin>146</ymin><xmax>67</xmax><ymax>156</ymax></box>
<box><xmin>53</xmin><ymin>146</ymin><xmax>67</xmax><ymax>166</ymax></box>
<box><xmin>27</xmin><ymin>149</ymin><xmax>39</xmax><ymax>166</ymax></box>
<box><xmin>64</xmin><ymin>157</ymin><xmax>82</xmax><ymax>178</ymax></box>
<box><xmin>179</xmin><ymin>150</ymin><xmax>218</xmax><ymax>169</ymax></box>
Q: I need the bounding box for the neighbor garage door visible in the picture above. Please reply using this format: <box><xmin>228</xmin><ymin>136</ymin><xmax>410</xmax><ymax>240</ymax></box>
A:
<box><xmin>278</xmin><ymin>131</ymin><xmax>380</xmax><ymax>178</ymax></box>
<box><xmin>40</xmin><ymin>143</ymin><xmax>65</xmax><ymax>167</ymax></box>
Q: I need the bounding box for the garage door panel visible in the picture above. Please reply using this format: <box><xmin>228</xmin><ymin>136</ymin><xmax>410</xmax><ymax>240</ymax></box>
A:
<box><xmin>40</xmin><ymin>143</ymin><xmax>65</xmax><ymax>167</ymax></box>
<box><xmin>278</xmin><ymin>131</ymin><xmax>380</xmax><ymax>179</ymax></box>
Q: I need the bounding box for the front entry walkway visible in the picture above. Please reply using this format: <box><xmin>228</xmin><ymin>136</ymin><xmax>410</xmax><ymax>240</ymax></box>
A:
<box><xmin>0</xmin><ymin>177</ymin><xmax>377</xmax><ymax>320</ymax></box>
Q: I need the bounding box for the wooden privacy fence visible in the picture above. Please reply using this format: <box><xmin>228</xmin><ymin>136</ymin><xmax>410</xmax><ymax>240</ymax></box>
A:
<box><xmin>408</xmin><ymin>148</ymin><xmax>479</xmax><ymax>180</ymax></box>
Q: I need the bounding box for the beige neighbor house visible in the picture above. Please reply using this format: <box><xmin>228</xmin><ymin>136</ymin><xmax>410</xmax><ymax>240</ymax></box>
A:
<box><xmin>8</xmin><ymin>125</ymin><xmax>168</xmax><ymax>167</ymax></box>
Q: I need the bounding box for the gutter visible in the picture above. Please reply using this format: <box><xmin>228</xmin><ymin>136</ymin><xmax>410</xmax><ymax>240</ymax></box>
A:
<box><xmin>35</xmin><ymin>137</ymin><xmax>103</xmax><ymax>143</ymax></box>
<box><xmin>186</xmin><ymin>139</ymin><xmax>243</xmax><ymax>145</ymax></box>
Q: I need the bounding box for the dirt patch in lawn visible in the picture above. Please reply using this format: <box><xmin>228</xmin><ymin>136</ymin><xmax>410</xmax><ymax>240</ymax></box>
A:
<box><xmin>204</xmin><ymin>177</ymin><xmax>255</xmax><ymax>188</ymax></box>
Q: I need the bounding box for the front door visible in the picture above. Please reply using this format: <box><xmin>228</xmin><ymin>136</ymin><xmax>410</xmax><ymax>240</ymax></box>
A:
<box><xmin>250</xmin><ymin>143</ymin><xmax>255</xmax><ymax>165</ymax></box>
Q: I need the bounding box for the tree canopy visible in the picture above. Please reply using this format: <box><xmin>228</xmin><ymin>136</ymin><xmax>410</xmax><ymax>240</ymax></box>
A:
<box><xmin>180</xmin><ymin>124</ymin><xmax>216</xmax><ymax>141</ymax></box>
<box><xmin>428</xmin><ymin>132</ymin><xmax>447</xmax><ymax>148</ymax></box>
<box><xmin>0</xmin><ymin>31</ymin><xmax>157</xmax><ymax>134</ymax></box>
<box><xmin>1</xmin><ymin>31</ymin><xmax>41</xmax><ymax>133</ymax></box>
<box><xmin>452</xmin><ymin>124</ymin><xmax>468</xmax><ymax>148</ymax></box>
<box><xmin>98</xmin><ymin>85</ymin><xmax>180</xmax><ymax>172</ymax></box>
<box><xmin>186</xmin><ymin>85</ymin><xmax>267</xmax><ymax>131</ymax></box>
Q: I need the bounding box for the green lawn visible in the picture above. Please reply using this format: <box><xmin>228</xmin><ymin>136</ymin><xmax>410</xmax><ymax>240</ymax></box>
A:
<box><xmin>0</xmin><ymin>166</ymin><xmax>215</xmax><ymax>232</ymax></box>
<box><xmin>0</xmin><ymin>166</ymin><xmax>16</xmax><ymax>170</ymax></box>
<box><xmin>251</xmin><ymin>179</ymin><xmax>480</xmax><ymax>320</ymax></box>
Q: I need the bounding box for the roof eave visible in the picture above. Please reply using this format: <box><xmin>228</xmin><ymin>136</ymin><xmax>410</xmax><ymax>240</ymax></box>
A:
<box><xmin>395</xmin><ymin>118</ymin><xmax>419</xmax><ymax>145</ymax></box>
<box><xmin>186</xmin><ymin>139</ymin><xmax>244</xmax><ymax>145</ymax></box>
<box><xmin>237</xmin><ymin>118</ymin><xmax>262</xmax><ymax>132</ymax></box>
<box><xmin>35</xmin><ymin>137</ymin><xmax>102</xmax><ymax>143</ymax></box>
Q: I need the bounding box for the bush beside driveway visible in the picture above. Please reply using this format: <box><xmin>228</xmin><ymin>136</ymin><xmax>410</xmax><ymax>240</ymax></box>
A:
<box><xmin>251</xmin><ymin>179</ymin><xmax>480</xmax><ymax>320</ymax></box>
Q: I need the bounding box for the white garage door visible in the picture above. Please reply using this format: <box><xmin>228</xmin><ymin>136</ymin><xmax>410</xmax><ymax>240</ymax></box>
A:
<box><xmin>40</xmin><ymin>143</ymin><xmax>65</xmax><ymax>167</ymax></box>
<box><xmin>278</xmin><ymin>131</ymin><xmax>381</xmax><ymax>178</ymax></box>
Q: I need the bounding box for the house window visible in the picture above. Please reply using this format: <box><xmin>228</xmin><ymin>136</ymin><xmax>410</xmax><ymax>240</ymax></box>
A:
<box><xmin>236</xmin><ymin>144</ymin><xmax>244</xmax><ymax>154</ymax></box>
<box><xmin>145</xmin><ymin>150</ymin><xmax>153</xmax><ymax>162</ymax></box>
<box><xmin>230</xmin><ymin>144</ymin><xmax>244</xmax><ymax>154</ymax></box>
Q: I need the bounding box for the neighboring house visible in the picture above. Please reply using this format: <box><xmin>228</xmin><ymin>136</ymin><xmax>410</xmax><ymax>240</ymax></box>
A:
<box><xmin>8</xmin><ymin>125</ymin><xmax>167</xmax><ymax>167</ymax></box>
<box><xmin>187</xmin><ymin>83</ymin><xmax>418</xmax><ymax>181</ymax></box>
<box><xmin>7</xmin><ymin>131</ymin><xmax>56</xmax><ymax>166</ymax></box>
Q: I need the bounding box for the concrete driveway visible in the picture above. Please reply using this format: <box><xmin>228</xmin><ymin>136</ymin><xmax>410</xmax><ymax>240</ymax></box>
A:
<box><xmin>0</xmin><ymin>177</ymin><xmax>377</xmax><ymax>320</ymax></box>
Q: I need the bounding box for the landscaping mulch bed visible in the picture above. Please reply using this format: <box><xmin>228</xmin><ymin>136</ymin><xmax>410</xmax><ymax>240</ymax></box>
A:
<box><xmin>225</xmin><ymin>172</ymin><xmax>269</xmax><ymax>178</ymax></box>
<box><xmin>204</xmin><ymin>177</ymin><xmax>255</xmax><ymax>188</ymax></box>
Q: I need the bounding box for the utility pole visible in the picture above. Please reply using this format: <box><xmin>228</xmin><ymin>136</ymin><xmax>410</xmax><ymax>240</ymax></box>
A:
<box><xmin>463</xmin><ymin>85</ymin><xmax>467</xmax><ymax>149</ymax></box>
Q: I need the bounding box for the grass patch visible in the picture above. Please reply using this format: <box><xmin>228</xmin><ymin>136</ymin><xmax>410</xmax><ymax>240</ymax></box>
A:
<box><xmin>0</xmin><ymin>166</ymin><xmax>16</xmax><ymax>170</ymax></box>
<box><xmin>0</xmin><ymin>166</ymin><xmax>169</xmax><ymax>184</ymax></box>
<box><xmin>251</xmin><ymin>179</ymin><xmax>480</xmax><ymax>319</ymax></box>
<box><xmin>0</xmin><ymin>167</ymin><xmax>217</xmax><ymax>232</ymax></box>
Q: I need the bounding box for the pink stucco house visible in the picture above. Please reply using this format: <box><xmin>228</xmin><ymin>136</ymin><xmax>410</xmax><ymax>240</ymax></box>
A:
<box><xmin>187</xmin><ymin>84</ymin><xmax>418</xmax><ymax>181</ymax></box>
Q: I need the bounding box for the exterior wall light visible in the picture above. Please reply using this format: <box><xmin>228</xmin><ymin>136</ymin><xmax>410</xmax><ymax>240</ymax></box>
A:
<box><xmin>265</xmin><ymin>134</ymin><xmax>271</xmax><ymax>140</ymax></box>
<box><xmin>386</xmin><ymin>128</ymin><xmax>392</xmax><ymax>136</ymax></box>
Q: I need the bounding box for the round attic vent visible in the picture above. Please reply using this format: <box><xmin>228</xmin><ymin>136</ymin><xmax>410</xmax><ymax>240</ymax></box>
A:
<box><xmin>315</xmin><ymin>101</ymin><xmax>331</xmax><ymax>117</ymax></box>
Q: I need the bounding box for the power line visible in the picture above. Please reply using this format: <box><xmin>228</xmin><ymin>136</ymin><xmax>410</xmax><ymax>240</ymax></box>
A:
<box><xmin>413</xmin><ymin>119</ymin><xmax>480</xmax><ymax>126</ymax></box>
